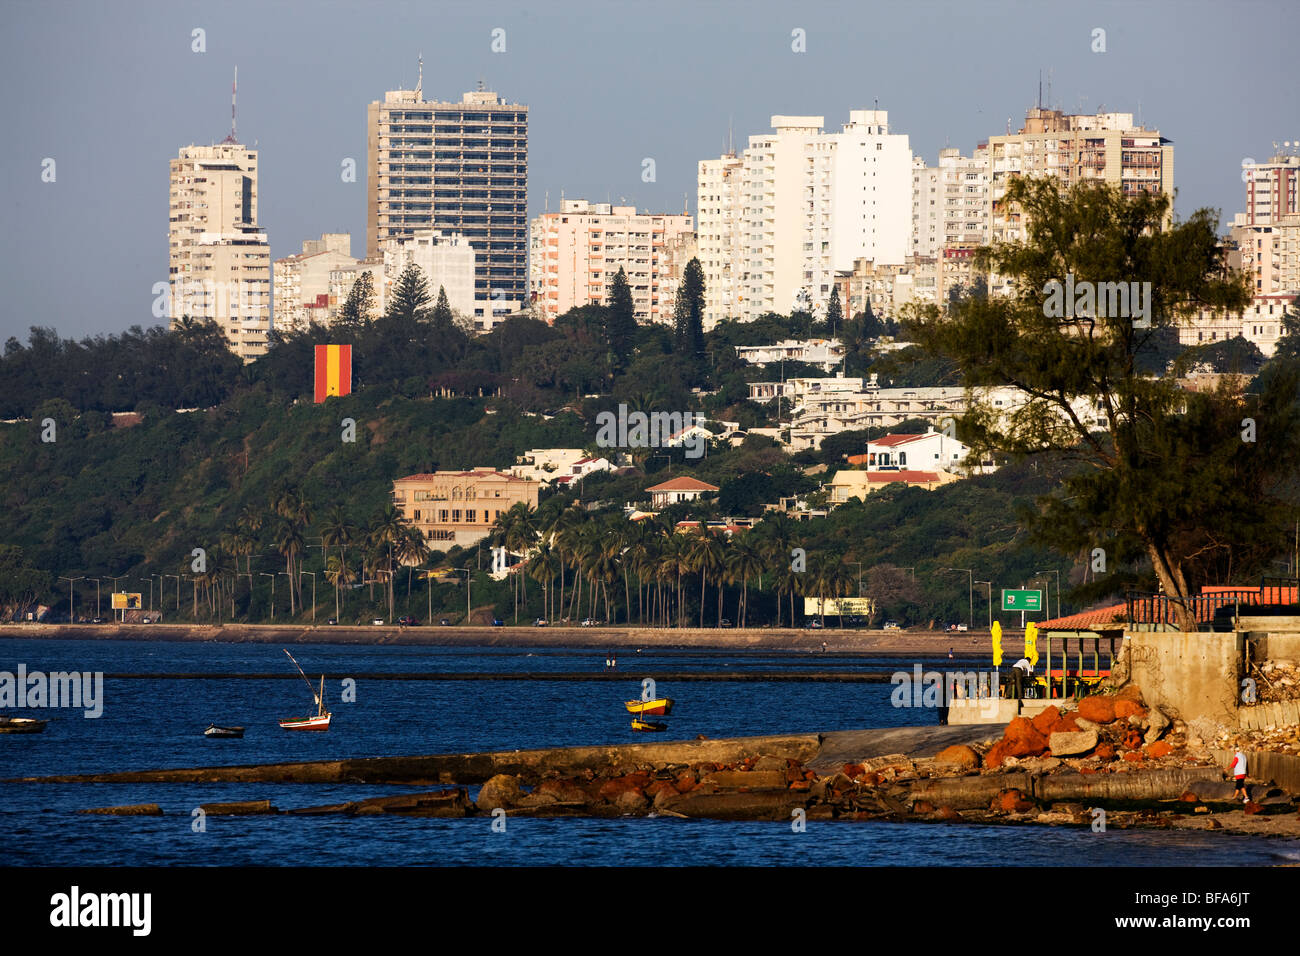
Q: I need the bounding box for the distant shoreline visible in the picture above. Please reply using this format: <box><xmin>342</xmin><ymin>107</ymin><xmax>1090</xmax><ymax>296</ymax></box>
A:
<box><xmin>0</xmin><ymin>622</ymin><xmax>996</xmax><ymax>656</ymax></box>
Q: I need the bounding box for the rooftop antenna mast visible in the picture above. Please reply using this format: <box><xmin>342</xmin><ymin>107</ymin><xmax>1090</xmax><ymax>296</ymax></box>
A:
<box><xmin>416</xmin><ymin>52</ymin><xmax>423</xmax><ymax>100</ymax></box>
<box><xmin>232</xmin><ymin>66</ymin><xmax>237</xmax><ymax>140</ymax></box>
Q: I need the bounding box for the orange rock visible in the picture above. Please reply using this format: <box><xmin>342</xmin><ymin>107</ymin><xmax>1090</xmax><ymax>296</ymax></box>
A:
<box><xmin>803</xmin><ymin>769</ymin><xmax>817</xmax><ymax>781</ymax></box>
<box><xmin>1244</xmin><ymin>801</ymin><xmax>1263</xmax><ymax>815</ymax></box>
<box><xmin>1114</xmin><ymin>700</ymin><xmax>1147</xmax><ymax>720</ymax></box>
<box><xmin>932</xmin><ymin>744</ymin><xmax>981</xmax><ymax>771</ymax></box>
<box><xmin>1145</xmin><ymin>740</ymin><xmax>1173</xmax><ymax>759</ymax></box>
<box><xmin>1030</xmin><ymin>706</ymin><xmax>1061</xmax><ymax>735</ymax></box>
<box><xmin>936</xmin><ymin>806</ymin><xmax>963</xmax><ymax>821</ymax></box>
<box><xmin>1048</xmin><ymin>715</ymin><xmax>1081</xmax><ymax>735</ymax></box>
<box><xmin>859</xmin><ymin>771</ymin><xmax>881</xmax><ymax>786</ymax></box>
<box><xmin>1094</xmin><ymin>743</ymin><xmax>1116</xmax><ymax>761</ymax></box>
<box><xmin>843</xmin><ymin>763</ymin><xmax>865</xmax><ymax>778</ymax></box>
<box><xmin>1179</xmin><ymin>790</ymin><xmax>1200</xmax><ymax>802</ymax></box>
<box><xmin>1114</xmin><ymin>685</ymin><xmax>1145</xmax><ymax>703</ymax></box>
<box><xmin>1003</xmin><ymin>717</ymin><xmax>1048</xmax><ymax>757</ymax></box>
<box><xmin>1122</xmin><ymin>751</ymin><xmax>1144</xmax><ymax>762</ymax></box>
<box><xmin>788</xmin><ymin>779</ymin><xmax>811</xmax><ymax>791</ymax></box>
<box><xmin>1077</xmin><ymin>696</ymin><xmax>1116</xmax><ymax>723</ymax></box>
<box><xmin>1123</xmin><ymin>730</ymin><xmax>1144</xmax><ymax>750</ymax></box>
<box><xmin>983</xmin><ymin>740</ymin><xmax>1011</xmax><ymax>768</ymax></box>
<box><xmin>1080</xmin><ymin>767</ymin><xmax>1097</xmax><ymax>775</ymax></box>
<box><xmin>996</xmin><ymin>789</ymin><xmax>1034</xmax><ymax>812</ymax></box>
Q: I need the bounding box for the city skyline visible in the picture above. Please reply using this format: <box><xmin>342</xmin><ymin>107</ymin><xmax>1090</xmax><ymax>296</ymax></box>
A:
<box><xmin>2</xmin><ymin>0</ymin><xmax>1296</xmax><ymax>341</ymax></box>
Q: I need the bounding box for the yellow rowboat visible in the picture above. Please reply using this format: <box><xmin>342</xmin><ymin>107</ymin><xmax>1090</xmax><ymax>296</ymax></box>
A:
<box><xmin>625</xmin><ymin>698</ymin><xmax>674</xmax><ymax>717</ymax></box>
<box><xmin>630</xmin><ymin>718</ymin><xmax>668</xmax><ymax>732</ymax></box>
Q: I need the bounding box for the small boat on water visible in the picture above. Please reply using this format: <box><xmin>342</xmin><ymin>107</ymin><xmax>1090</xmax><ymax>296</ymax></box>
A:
<box><xmin>625</xmin><ymin>697</ymin><xmax>675</xmax><ymax>717</ymax></box>
<box><xmin>279</xmin><ymin>649</ymin><xmax>331</xmax><ymax>731</ymax></box>
<box><xmin>203</xmin><ymin>724</ymin><xmax>244</xmax><ymax>739</ymax></box>
<box><xmin>630</xmin><ymin>718</ymin><xmax>668</xmax><ymax>732</ymax></box>
<box><xmin>0</xmin><ymin>716</ymin><xmax>47</xmax><ymax>734</ymax></box>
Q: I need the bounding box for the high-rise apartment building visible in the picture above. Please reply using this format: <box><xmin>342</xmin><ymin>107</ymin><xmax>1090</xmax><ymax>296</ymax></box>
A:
<box><xmin>912</xmin><ymin>157</ymin><xmax>940</xmax><ymax>258</ymax></box>
<box><xmin>937</xmin><ymin>146</ymin><xmax>991</xmax><ymax>248</ymax></box>
<box><xmin>528</xmin><ymin>200</ymin><xmax>693</xmax><ymax>324</ymax></box>
<box><xmin>700</xmin><ymin>110</ymin><xmax>913</xmax><ymax>324</ymax></box>
<box><xmin>1242</xmin><ymin>151</ymin><xmax>1300</xmax><ymax>225</ymax></box>
<box><xmin>984</xmin><ymin>107</ymin><xmax>1173</xmax><ymax>245</ymax></box>
<box><xmin>168</xmin><ymin>141</ymin><xmax>272</xmax><ymax>361</ymax></box>
<box><xmin>696</xmin><ymin>153</ymin><xmax>745</xmax><ymax>328</ymax></box>
<box><xmin>367</xmin><ymin>83</ymin><xmax>528</xmax><ymax>320</ymax></box>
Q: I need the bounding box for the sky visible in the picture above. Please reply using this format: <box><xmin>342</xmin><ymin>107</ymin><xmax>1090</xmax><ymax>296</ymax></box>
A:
<box><xmin>1</xmin><ymin>0</ymin><xmax>1296</xmax><ymax>343</ymax></box>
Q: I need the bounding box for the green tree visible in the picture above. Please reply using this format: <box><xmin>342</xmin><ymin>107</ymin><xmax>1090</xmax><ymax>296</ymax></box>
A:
<box><xmin>673</xmin><ymin>258</ymin><xmax>706</xmax><ymax>378</ymax></box>
<box><xmin>386</xmin><ymin>264</ymin><xmax>432</xmax><ymax>322</ymax></box>
<box><xmin>906</xmin><ymin>177</ymin><xmax>1297</xmax><ymax>630</ymax></box>
<box><xmin>338</xmin><ymin>271</ymin><xmax>377</xmax><ymax>327</ymax></box>
<box><xmin>825</xmin><ymin>285</ymin><xmax>843</xmax><ymax>336</ymax></box>
<box><xmin>430</xmin><ymin>285</ymin><xmax>454</xmax><ymax>329</ymax></box>
<box><xmin>605</xmin><ymin>267</ymin><xmax>637</xmax><ymax>372</ymax></box>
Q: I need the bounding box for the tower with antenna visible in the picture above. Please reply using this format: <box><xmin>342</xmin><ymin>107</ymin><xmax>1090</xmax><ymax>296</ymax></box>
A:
<box><xmin>221</xmin><ymin>67</ymin><xmax>239</xmax><ymax>144</ymax></box>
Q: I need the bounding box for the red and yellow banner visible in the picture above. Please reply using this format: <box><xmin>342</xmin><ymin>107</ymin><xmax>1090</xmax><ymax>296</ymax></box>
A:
<box><xmin>314</xmin><ymin>344</ymin><xmax>352</xmax><ymax>403</ymax></box>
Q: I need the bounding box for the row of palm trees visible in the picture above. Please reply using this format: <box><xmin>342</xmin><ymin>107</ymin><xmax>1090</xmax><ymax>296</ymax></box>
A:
<box><xmin>491</xmin><ymin>503</ymin><xmax>859</xmax><ymax>628</ymax></box>
<box><xmin>183</xmin><ymin>487</ymin><xmax>434</xmax><ymax>623</ymax></box>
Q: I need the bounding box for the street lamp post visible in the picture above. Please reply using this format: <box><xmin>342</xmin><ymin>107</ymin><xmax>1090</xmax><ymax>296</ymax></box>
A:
<box><xmin>975</xmin><ymin>580</ymin><xmax>992</xmax><ymax>629</ymax></box>
<box><xmin>943</xmin><ymin>568</ymin><xmax>974</xmax><ymax>630</ymax></box>
<box><xmin>164</xmin><ymin>574</ymin><xmax>181</xmax><ymax>612</ymax></box>
<box><xmin>454</xmin><ymin>568</ymin><xmax>473</xmax><ymax>623</ymax></box>
<box><xmin>850</xmin><ymin>561</ymin><xmax>864</xmax><ymax>596</ymax></box>
<box><xmin>106</xmin><ymin>574</ymin><xmax>129</xmax><ymax>620</ymax></box>
<box><xmin>88</xmin><ymin>578</ymin><xmax>101</xmax><ymax>618</ymax></box>
<box><xmin>258</xmin><ymin>572</ymin><xmax>276</xmax><ymax>620</ymax></box>
<box><xmin>59</xmin><ymin>576</ymin><xmax>84</xmax><ymax>623</ymax></box>
<box><xmin>1035</xmin><ymin>569</ymin><xmax>1061</xmax><ymax>622</ymax></box>
<box><xmin>140</xmin><ymin>578</ymin><xmax>154</xmax><ymax>612</ymax></box>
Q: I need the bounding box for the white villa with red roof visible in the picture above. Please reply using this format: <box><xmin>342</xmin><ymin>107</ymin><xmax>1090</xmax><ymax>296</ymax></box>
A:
<box><xmin>645</xmin><ymin>476</ymin><xmax>720</xmax><ymax>508</ymax></box>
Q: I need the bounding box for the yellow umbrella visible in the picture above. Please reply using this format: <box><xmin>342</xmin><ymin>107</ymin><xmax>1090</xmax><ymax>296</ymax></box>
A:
<box><xmin>1025</xmin><ymin>621</ymin><xmax>1039</xmax><ymax>666</ymax></box>
<box><xmin>991</xmin><ymin>620</ymin><xmax>1003</xmax><ymax>667</ymax></box>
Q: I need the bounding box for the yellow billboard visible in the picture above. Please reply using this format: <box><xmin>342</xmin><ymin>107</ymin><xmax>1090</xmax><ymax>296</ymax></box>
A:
<box><xmin>803</xmin><ymin>596</ymin><xmax>874</xmax><ymax>616</ymax></box>
<box><xmin>111</xmin><ymin>592</ymin><xmax>143</xmax><ymax>610</ymax></box>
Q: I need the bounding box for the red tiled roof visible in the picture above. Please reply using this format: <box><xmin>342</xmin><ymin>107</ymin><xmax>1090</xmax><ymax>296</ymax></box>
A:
<box><xmin>645</xmin><ymin>476</ymin><xmax>720</xmax><ymax>492</ymax></box>
<box><xmin>1038</xmin><ymin>603</ymin><xmax>1127</xmax><ymax>629</ymax></box>
<box><xmin>865</xmin><ymin>470</ymin><xmax>940</xmax><ymax>483</ymax></box>
<box><xmin>396</xmin><ymin>470</ymin><xmax>530</xmax><ymax>482</ymax></box>
<box><xmin>871</xmin><ymin>433</ymin><xmax>928</xmax><ymax>447</ymax></box>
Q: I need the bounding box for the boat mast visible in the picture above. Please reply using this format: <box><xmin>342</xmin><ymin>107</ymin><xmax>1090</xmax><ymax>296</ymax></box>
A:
<box><xmin>283</xmin><ymin>649</ymin><xmax>322</xmax><ymax>709</ymax></box>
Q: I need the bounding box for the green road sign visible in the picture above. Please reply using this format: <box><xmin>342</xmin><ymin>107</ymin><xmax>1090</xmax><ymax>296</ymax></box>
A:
<box><xmin>1002</xmin><ymin>589</ymin><xmax>1042</xmax><ymax>612</ymax></box>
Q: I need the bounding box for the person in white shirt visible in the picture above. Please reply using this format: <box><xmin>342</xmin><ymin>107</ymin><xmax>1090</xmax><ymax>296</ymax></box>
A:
<box><xmin>1227</xmin><ymin>749</ymin><xmax>1248</xmax><ymax>803</ymax></box>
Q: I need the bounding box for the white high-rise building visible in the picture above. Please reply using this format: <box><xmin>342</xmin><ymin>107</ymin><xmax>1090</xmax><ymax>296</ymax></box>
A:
<box><xmin>382</xmin><ymin>230</ymin><xmax>477</xmax><ymax>319</ymax></box>
<box><xmin>913</xmin><ymin>157</ymin><xmax>940</xmax><ymax>258</ymax></box>
<box><xmin>168</xmin><ymin>141</ymin><xmax>272</xmax><ymax>361</ymax></box>
<box><xmin>700</xmin><ymin>110</ymin><xmax>914</xmax><ymax>323</ymax></box>
<box><xmin>697</xmin><ymin>153</ymin><xmax>745</xmax><ymax>328</ymax></box>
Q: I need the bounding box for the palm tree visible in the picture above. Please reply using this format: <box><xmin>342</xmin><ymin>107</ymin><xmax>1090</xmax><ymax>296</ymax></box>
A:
<box><xmin>368</xmin><ymin>505</ymin><xmax>406</xmax><ymax>622</ymax></box>
<box><xmin>320</xmin><ymin>506</ymin><xmax>354</xmax><ymax>584</ymax></box>
<box><xmin>397</xmin><ymin>527</ymin><xmax>432</xmax><ymax>612</ymax></box>
<box><xmin>726</xmin><ymin>538</ymin><xmax>765</xmax><ymax>628</ymax></box>
<box><xmin>324</xmin><ymin>555</ymin><xmax>356</xmax><ymax>621</ymax></box>
<box><xmin>274</xmin><ymin>518</ymin><xmax>305</xmax><ymax>616</ymax></box>
<box><xmin>527</xmin><ymin>542</ymin><xmax>561</xmax><ymax>622</ymax></box>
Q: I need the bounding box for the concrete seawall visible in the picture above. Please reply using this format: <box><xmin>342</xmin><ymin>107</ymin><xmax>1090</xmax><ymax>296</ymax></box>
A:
<box><xmin>0</xmin><ymin>622</ymin><xmax>994</xmax><ymax>655</ymax></box>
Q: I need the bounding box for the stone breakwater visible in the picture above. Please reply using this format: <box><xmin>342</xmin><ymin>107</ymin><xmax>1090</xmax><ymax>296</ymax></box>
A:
<box><xmin>38</xmin><ymin>700</ymin><xmax>1300</xmax><ymax>833</ymax></box>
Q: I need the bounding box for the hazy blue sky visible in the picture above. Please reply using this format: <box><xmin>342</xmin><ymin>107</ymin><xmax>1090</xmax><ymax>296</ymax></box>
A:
<box><xmin>2</xmin><ymin>0</ymin><xmax>1295</xmax><ymax>342</ymax></box>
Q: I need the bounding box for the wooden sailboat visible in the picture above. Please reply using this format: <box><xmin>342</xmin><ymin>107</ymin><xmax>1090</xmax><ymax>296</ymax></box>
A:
<box><xmin>279</xmin><ymin>649</ymin><xmax>332</xmax><ymax>731</ymax></box>
<box><xmin>625</xmin><ymin>697</ymin><xmax>674</xmax><ymax>717</ymax></box>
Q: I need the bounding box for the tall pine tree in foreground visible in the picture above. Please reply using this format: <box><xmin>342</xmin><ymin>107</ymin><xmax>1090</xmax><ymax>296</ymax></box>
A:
<box><xmin>673</xmin><ymin>257</ymin><xmax>706</xmax><ymax>382</ymax></box>
<box><xmin>337</xmin><ymin>271</ymin><xmax>376</xmax><ymax>328</ymax></box>
<box><xmin>605</xmin><ymin>267</ymin><xmax>636</xmax><ymax>371</ymax></box>
<box><xmin>386</xmin><ymin>264</ymin><xmax>431</xmax><ymax>322</ymax></box>
<box><xmin>826</xmin><ymin>285</ymin><xmax>843</xmax><ymax>335</ymax></box>
<box><xmin>430</xmin><ymin>285</ymin><xmax>454</xmax><ymax>329</ymax></box>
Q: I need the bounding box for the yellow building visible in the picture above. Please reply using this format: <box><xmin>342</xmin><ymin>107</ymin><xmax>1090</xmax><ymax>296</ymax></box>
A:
<box><xmin>391</xmin><ymin>470</ymin><xmax>538</xmax><ymax>548</ymax></box>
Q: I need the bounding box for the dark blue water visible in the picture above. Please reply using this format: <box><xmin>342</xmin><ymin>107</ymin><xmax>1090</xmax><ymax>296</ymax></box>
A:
<box><xmin>3</xmin><ymin>639</ymin><xmax>1297</xmax><ymax>866</ymax></box>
